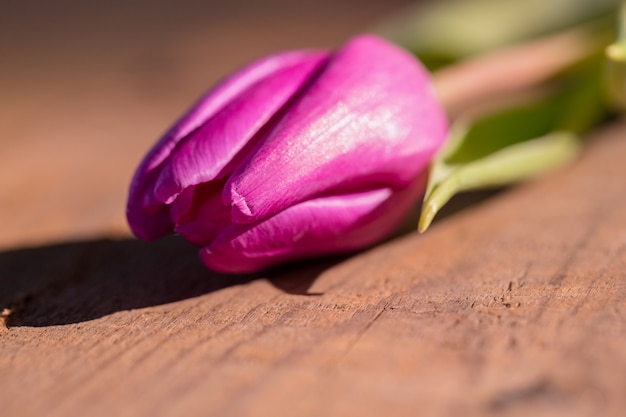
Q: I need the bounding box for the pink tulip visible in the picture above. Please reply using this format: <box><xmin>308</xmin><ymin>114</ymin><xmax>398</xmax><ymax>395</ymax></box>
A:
<box><xmin>127</xmin><ymin>34</ymin><xmax>447</xmax><ymax>273</ymax></box>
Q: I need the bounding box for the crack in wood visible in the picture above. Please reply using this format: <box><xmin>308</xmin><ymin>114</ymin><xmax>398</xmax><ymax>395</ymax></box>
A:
<box><xmin>340</xmin><ymin>302</ymin><xmax>391</xmax><ymax>359</ymax></box>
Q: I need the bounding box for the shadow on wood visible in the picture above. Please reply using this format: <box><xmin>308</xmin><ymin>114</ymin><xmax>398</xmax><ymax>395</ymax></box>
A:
<box><xmin>0</xmin><ymin>236</ymin><xmax>336</xmax><ymax>327</ymax></box>
<box><xmin>0</xmin><ymin>188</ymin><xmax>501</xmax><ymax>328</ymax></box>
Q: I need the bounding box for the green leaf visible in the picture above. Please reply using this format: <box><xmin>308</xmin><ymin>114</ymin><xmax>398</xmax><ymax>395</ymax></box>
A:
<box><xmin>419</xmin><ymin>56</ymin><xmax>609</xmax><ymax>232</ymax></box>
<box><xmin>419</xmin><ymin>132</ymin><xmax>580</xmax><ymax>232</ymax></box>
<box><xmin>442</xmin><ymin>94</ymin><xmax>564</xmax><ymax>165</ymax></box>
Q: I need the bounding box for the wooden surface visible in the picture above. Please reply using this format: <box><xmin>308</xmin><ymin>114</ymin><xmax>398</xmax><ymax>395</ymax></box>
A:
<box><xmin>2</xmin><ymin>1</ymin><xmax>626</xmax><ymax>416</ymax></box>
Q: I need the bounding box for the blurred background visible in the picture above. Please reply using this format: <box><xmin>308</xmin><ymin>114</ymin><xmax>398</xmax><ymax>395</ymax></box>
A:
<box><xmin>0</xmin><ymin>0</ymin><xmax>415</xmax><ymax>249</ymax></box>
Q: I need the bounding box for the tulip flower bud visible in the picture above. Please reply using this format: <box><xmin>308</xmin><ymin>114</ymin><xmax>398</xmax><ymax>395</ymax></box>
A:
<box><xmin>127</xmin><ymin>34</ymin><xmax>447</xmax><ymax>273</ymax></box>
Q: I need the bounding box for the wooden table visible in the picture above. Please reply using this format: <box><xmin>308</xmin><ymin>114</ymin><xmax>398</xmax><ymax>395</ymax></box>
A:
<box><xmin>2</xmin><ymin>1</ymin><xmax>625</xmax><ymax>416</ymax></box>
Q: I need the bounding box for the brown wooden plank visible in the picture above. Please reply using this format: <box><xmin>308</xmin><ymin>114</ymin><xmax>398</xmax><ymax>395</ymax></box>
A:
<box><xmin>3</xmin><ymin>122</ymin><xmax>626</xmax><ymax>416</ymax></box>
<box><xmin>1</xmin><ymin>1</ymin><xmax>626</xmax><ymax>416</ymax></box>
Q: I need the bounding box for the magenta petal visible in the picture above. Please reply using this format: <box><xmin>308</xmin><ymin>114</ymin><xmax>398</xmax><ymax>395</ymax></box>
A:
<box><xmin>127</xmin><ymin>33</ymin><xmax>448</xmax><ymax>274</ymax></box>
<box><xmin>142</xmin><ymin>50</ymin><xmax>328</xmax><ymax>175</ymax></box>
<box><xmin>226</xmin><ymin>34</ymin><xmax>448</xmax><ymax>224</ymax></box>
<box><xmin>127</xmin><ymin>50</ymin><xmax>328</xmax><ymax>240</ymax></box>
<box><xmin>172</xmin><ymin>182</ymin><xmax>232</xmax><ymax>246</ymax></box>
<box><xmin>201</xmin><ymin>172</ymin><xmax>427</xmax><ymax>273</ymax></box>
<box><xmin>152</xmin><ymin>52</ymin><xmax>329</xmax><ymax>204</ymax></box>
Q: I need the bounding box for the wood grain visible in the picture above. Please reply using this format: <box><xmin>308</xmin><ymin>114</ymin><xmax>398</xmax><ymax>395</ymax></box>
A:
<box><xmin>1</xmin><ymin>1</ymin><xmax>626</xmax><ymax>416</ymax></box>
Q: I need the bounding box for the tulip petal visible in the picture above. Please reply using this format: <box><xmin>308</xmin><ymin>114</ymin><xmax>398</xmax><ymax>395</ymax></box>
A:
<box><xmin>127</xmin><ymin>50</ymin><xmax>328</xmax><ymax>240</ymax></box>
<box><xmin>152</xmin><ymin>52</ymin><xmax>328</xmax><ymax>204</ymax></box>
<box><xmin>171</xmin><ymin>180</ymin><xmax>232</xmax><ymax>246</ymax></box>
<box><xmin>226</xmin><ymin>34</ymin><xmax>448</xmax><ymax>224</ymax></box>
<box><xmin>201</xmin><ymin>172</ymin><xmax>427</xmax><ymax>273</ymax></box>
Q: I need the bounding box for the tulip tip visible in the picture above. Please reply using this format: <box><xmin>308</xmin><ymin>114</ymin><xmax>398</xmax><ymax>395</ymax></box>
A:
<box><xmin>417</xmin><ymin>204</ymin><xmax>436</xmax><ymax>233</ymax></box>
